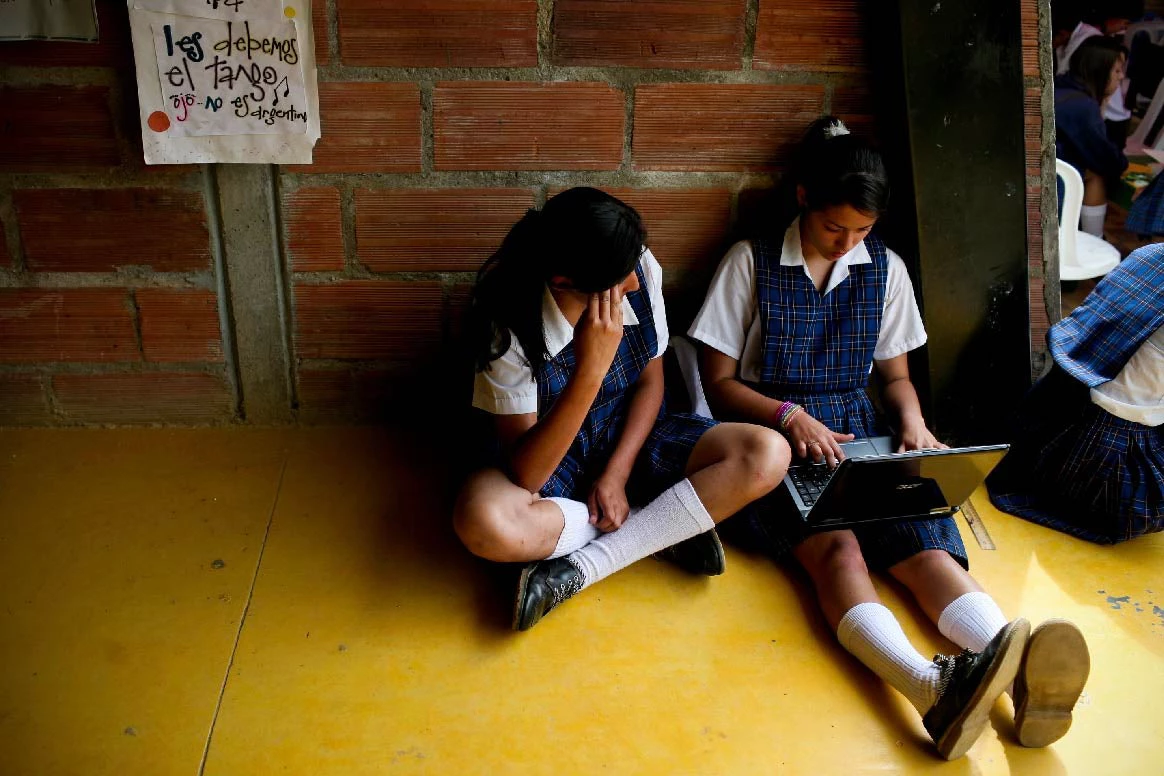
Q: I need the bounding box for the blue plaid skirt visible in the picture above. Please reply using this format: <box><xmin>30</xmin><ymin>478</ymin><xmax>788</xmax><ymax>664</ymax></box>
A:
<box><xmin>987</xmin><ymin>365</ymin><xmax>1164</xmax><ymax>544</ymax></box>
<box><xmin>1126</xmin><ymin>175</ymin><xmax>1164</xmax><ymax>236</ymax></box>
<box><xmin>721</xmin><ymin>494</ymin><xmax>968</xmax><ymax>571</ymax></box>
<box><xmin>542</xmin><ymin>411</ymin><xmax>718</xmax><ymax>505</ymax></box>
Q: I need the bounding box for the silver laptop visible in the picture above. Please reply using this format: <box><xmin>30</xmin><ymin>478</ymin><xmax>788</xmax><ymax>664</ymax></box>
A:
<box><xmin>783</xmin><ymin>436</ymin><xmax>1009</xmax><ymax>529</ymax></box>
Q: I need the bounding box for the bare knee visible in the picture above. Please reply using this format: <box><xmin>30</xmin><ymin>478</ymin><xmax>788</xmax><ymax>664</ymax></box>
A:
<box><xmin>796</xmin><ymin>531</ymin><xmax>868</xmax><ymax>583</ymax></box>
<box><xmin>731</xmin><ymin>424</ymin><xmax>791</xmax><ymax>500</ymax></box>
<box><xmin>889</xmin><ymin>549</ymin><xmax>966</xmax><ymax>588</ymax></box>
<box><xmin>453</xmin><ymin>487</ymin><xmax>531</xmax><ymax>562</ymax></box>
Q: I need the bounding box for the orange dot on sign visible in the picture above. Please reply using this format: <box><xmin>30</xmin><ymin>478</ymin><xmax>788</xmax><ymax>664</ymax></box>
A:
<box><xmin>147</xmin><ymin>111</ymin><xmax>170</xmax><ymax>132</ymax></box>
<box><xmin>284</xmin><ymin>6</ymin><xmax>296</xmax><ymax>17</ymax></box>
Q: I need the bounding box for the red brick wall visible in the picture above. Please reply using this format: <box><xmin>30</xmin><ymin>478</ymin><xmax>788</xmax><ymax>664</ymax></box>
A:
<box><xmin>0</xmin><ymin>0</ymin><xmax>229</xmax><ymax>426</ymax></box>
<box><xmin>0</xmin><ymin>0</ymin><xmax>1048</xmax><ymax>425</ymax></box>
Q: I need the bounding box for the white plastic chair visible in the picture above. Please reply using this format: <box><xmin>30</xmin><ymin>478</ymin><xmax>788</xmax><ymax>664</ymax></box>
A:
<box><xmin>1055</xmin><ymin>159</ymin><xmax>1121</xmax><ymax>280</ymax></box>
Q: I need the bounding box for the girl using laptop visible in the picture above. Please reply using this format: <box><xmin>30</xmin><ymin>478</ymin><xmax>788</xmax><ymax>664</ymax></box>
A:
<box><xmin>688</xmin><ymin>118</ymin><xmax>1088</xmax><ymax>759</ymax></box>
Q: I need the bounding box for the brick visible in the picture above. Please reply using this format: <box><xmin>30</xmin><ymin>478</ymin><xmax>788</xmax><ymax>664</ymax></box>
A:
<box><xmin>0</xmin><ymin>289</ymin><xmax>138</xmax><ymax>363</ymax></box>
<box><xmin>136</xmin><ymin>289</ymin><xmax>223</xmax><ymax>363</ymax></box>
<box><xmin>16</xmin><ymin>189</ymin><xmax>210</xmax><ymax>273</ymax></box>
<box><xmin>313</xmin><ymin>0</ymin><xmax>329</xmax><ymax>65</ymax></box>
<box><xmin>0</xmin><ymin>0</ymin><xmax>131</xmax><ymax>68</ymax></box>
<box><xmin>1021</xmin><ymin>0</ymin><xmax>1039</xmax><ymax>78</ymax></box>
<box><xmin>547</xmin><ymin>187</ymin><xmax>731</xmax><ymax>274</ymax></box>
<box><xmin>435</xmin><ymin>82</ymin><xmax>624</xmax><ymax>171</ymax></box>
<box><xmin>447</xmin><ymin>283</ymin><xmax>474</xmax><ymax>344</ymax></box>
<box><xmin>832</xmin><ymin>86</ymin><xmax>877</xmax><ymax>140</ymax></box>
<box><xmin>288</xmin><ymin>83</ymin><xmax>421</xmax><ymax>173</ymax></box>
<box><xmin>294</xmin><ymin>281</ymin><xmax>444</xmax><ymax>360</ymax></box>
<box><xmin>754</xmin><ymin>0</ymin><xmax>869</xmax><ymax>72</ymax></box>
<box><xmin>297</xmin><ymin>368</ymin><xmax>397</xmax><ymax>421</ymax></box>
<box><xmin>356</xmin><ymin>188</ymin><xmax>535</xmax><ymax>272</ymax></box>
<box><xmin>53</xmin><ymin>373</ymin><xmax>234</xmax><ymax>424</ymax></box>
<box><xmin>0</xmin><ymin>221</ymin><xmax>10</xmax><ymax>269</ymax></box>
<box><xmin>285</xmin><ymin>187</ymin><xmax>345</xmax><ymax>272</ymax></box>
<box><xmin>337</xmin><ymin>0</ymin><xmax>536</xmax><ymax>67</ymax></box>
<box><xmin>552</xmin><ymin>0</ymin><xmax>744</xmax><ymax>69</ymax></box>
<box><xmin>0</xmin><ymin>375</ymin><xmax>52</xmax><ymax>425</ymax></box>
<box><xmin>633</xmin><ymin>84</ymin><xmax>824</xmax><ymax>171</ymax></box>
<box><xmin>0</xmin><ymin>87</ymin><xmax>120</xmax><ymax>172</ymax></box>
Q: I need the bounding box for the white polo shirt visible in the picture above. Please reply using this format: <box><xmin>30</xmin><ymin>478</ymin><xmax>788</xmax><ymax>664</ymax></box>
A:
<box><xmin>688</xmin><ymin>219</ymin><xmax>927</xmax><ymax>382</ymax></box>
<box><xmin>1090</xmin><ymin>323</ymin><xmax>1164</xmax><ymax>426</ymax></box>
<box><xmin>472</xmin><ymin>249</ymin><xmax>670</xmax><ymax>416</ymax></box>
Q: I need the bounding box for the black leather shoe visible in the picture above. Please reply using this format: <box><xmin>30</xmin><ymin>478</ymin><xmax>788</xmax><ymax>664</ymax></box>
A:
<box><xmin>512</xmin><ymin>557</ymin><xmax>585</xmax><ymax>631</ymax></box>
<box><xmin>923</xmin><ymin>618</ymin><xmax>1030</xmax><ymax>760</ymax></box>
<box><xmin>653</xmin><ymin>529</ymin><xmax>726</xmax><ymax>576</ymax></box>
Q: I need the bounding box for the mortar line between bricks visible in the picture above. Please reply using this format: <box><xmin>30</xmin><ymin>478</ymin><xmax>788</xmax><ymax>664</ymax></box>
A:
<box><xmin>197</xmin><ymin>454</ymin><xmax>288</xmax><ymax>776</ymax></box>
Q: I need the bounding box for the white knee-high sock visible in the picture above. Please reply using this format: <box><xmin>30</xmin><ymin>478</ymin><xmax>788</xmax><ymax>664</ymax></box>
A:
<box><xmin>1080</xmin><ymin>203</ymin><xmax>1107</xmax><ymax>236</ymax></box>
<box><xmin>938</xmin><ymin>592</ymin><xmax>1009</xmax><ymax>653</ymax></box>
<box><xmin>837</xmin><ymin>602</ymin><xmax>942</xmax><ymax>715</ymax></box>
<box><xmin>568</xmin><ymin>478</ymin><xmax>714</xmax><ymax>589</ymax></box>
<box><xmin>545</xmin><ymin>497</ymin><xmax>600</xmax><ymax>559</ymax></box>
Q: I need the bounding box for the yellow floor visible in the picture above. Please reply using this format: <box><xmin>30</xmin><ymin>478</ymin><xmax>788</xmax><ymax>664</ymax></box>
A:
<box><xmin>0</xmin><ymin>428</ymin><xmax>1161</xmax><ymax>775</ymax></box>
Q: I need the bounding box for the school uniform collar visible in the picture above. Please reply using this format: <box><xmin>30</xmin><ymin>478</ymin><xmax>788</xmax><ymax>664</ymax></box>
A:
<box><xmin>541</xmin><ymin>283</ymin><xmax>640</xmax><ymax>359</ymax></box>
<box><xmin>780</xmin><ymin>216</ymin><xmax>872</xmax><ymax>296</ymax></box>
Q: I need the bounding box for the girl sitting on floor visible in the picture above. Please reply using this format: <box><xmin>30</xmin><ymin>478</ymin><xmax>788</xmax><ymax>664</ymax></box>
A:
<box><xmin>988</xmin><ymin>241</ymin><xmax>1163</xmax><ymax>543</ymax></box>
<box><xmin>689</xmin><ymin>117</ymin><xmax>1089</xmax><ymax>759</ymax></box>
<box><xmin>454</xmin><ymin>187</ymin><xmax>790</xmax><ymax>631</ymax></box>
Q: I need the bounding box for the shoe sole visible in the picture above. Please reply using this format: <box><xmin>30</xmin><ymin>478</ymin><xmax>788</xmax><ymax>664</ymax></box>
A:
<box><xmin>1014</xmin><ymin>619</ymin><xmax>1090</xmax><ymax>747</ymax></box>
<box><xmin>936</xmin><ymin>618</ymin><xmax>1031</xmax><ymax>761</ymax></box>
<box><xmin>512</xmin><ymin>563</ymin><xmax>535</xmax><ymax>631</ymax></box>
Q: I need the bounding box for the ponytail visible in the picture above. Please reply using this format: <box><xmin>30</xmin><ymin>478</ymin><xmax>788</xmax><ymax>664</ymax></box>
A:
<box><xmin>766</xmin><ymin>116</ymin><xmax>890</xmax><ymax>233</ymax></box>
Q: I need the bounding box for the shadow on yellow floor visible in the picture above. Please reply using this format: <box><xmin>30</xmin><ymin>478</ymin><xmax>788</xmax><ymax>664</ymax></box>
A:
<box><xmin>0</xmin><ymin>428</ymin><xmax>1160</xmax><ymax>775</ymax></box>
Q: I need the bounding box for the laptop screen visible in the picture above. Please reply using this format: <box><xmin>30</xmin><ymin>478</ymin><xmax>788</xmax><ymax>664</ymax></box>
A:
<box><xmin>808</xmin><ymin>446</ymin><xmax>1008</xmax><ymax>527</ymax></box>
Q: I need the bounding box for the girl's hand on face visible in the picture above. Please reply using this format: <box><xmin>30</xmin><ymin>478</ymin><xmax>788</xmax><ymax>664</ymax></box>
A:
<box><xmin>588</xmin><ymin>471</ymin><xmax>630</xmax><ymax>532</ymax></box>
<box><xmin>784</xmin><ymin>411</ymin><xmax>854</xmax><ymax>468</ymax></box>
<box><xmin>896</xmin><ymin>420</ymin><xmax>948</xmax><ymax>453</ymax></box>
<box><xmin>574</xmin><ymin>286</ymin><xmax>625</xmax><ymax>381</ymax></box>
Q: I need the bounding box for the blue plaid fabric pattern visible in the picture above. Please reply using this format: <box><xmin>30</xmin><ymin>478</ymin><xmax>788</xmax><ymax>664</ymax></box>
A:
<box><xmin>749</xmin><ymin>233</ymin><xmax>889</xmax><ymax>436</ymax></box>
<box><xmin>1051</xmin><ymin>242</ymin><xmax>1164</xmax><ymax>388</ymax></box>
<box><xmin>989</xmin><ymin>371</ymin><xmax>1164</xmax><ymax>545</ymax></box>
<box><xmin>721</xmin><ymin>233</ymin><xmax>967</xmax><ymax>569</ymax></box>
<box><xmin>1125</xmin><ymin>175</ymin><xmax>1164</xmax><ymax>236</ymax></box>
<box><xmin>535</xmin><ymin>262</ymin><xmax>716</xmax><ymax>502</ymax></box>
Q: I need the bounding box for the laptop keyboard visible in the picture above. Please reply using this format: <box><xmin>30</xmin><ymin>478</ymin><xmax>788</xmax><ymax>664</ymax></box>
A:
<box><xmin>789</xmin><ymin>464</ymin><xmax>834</xmax><ymax>507</ymax></box>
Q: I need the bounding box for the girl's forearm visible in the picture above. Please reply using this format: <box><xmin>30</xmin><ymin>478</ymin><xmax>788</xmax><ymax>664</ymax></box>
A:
<box><xmin>507</xmin><ymin>373</ymin><xmax>603</xmax><ymax>492</ymax></box>
<box><xmin>603</xmin><ymin>358</ymin><xmax>664</xmax><ymax>481</ymax></box>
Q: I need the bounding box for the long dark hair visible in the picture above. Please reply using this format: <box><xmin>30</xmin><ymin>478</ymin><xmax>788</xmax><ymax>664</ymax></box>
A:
<box><xmin>1069</xmin><ymin>36</ymin><xmax>1125</xmax><ymax>102</ymax></box>
<box><xmin>468</xmin><ymin>187</ymin><xmax>646</xmax><ymax>374</ymax></box>
<box><xmin>765</xmin><ymin>116</ymin><xmax>890</xmax><ymax>232</ymax></box>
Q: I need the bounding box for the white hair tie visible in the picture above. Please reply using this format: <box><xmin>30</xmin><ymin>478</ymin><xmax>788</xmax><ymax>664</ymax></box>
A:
<box><xmin>823</xmin><ymin>119</ymin><xmax>850</xmax><ymax>139</ymax></box>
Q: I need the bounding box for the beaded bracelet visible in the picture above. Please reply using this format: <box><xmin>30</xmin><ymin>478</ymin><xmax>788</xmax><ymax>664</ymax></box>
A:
<box><xmin>777</xmin><ymin>402</ymin><xmax>804</xmax><ymax>431</ymax></box>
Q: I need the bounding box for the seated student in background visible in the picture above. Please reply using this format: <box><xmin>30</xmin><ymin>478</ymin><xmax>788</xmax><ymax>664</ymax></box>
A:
<box><xmin>1056</xmin><ymin>36</ymin><xmax>1129</xmax><ymax>236</ymax></box>
<box><xmin>689</xmin><ymin>117</ymin><xmax>1089</xmax><ymax>759</ymax></box>
<box><xmin>454</xmin><ymin>187</ymin><xmax>790</xmax><ymax>632</ymax></box>
<box><xmin>988</xmin><ymin>242</ymin><xmax>1164</xmax><ymax>544</ymax></box>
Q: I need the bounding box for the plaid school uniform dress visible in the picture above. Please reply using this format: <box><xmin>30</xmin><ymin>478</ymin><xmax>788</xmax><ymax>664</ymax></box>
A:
<box><xmin>988</xmin><ymin>243</ymin><xmax>1164</xmax><ymax>543</ymax></box>
<box><xmin>726</xmin><ymin>233</ymin><xmax>968</xmax><ymax>570</ymax></box>
<box><xmin>536</xmin><ymin>262</ymin><xmax>717</xmax><ymax>505</ymax></box>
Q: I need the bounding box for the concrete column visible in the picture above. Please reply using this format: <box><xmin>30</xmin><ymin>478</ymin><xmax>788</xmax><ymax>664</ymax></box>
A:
<box><xmin>210</xmin><ymin>164</ymin><xmax>294</xmax><ymax>423</ymax></box>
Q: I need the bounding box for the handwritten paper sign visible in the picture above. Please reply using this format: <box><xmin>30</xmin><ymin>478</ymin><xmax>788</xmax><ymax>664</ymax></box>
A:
<box><xmin>127</xmin><ymin>0</ymin><xmax>320</xmax><ymax>163</ymax></box>
<box><xmin>0</xmin><ymin>0</ymin><xmax>98</xmax><ymax>41</ymax></box>
<box><xmin>150</xmin><ymin>16</ymin><xmax>309</xmax><ymax>135</ymax></box>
